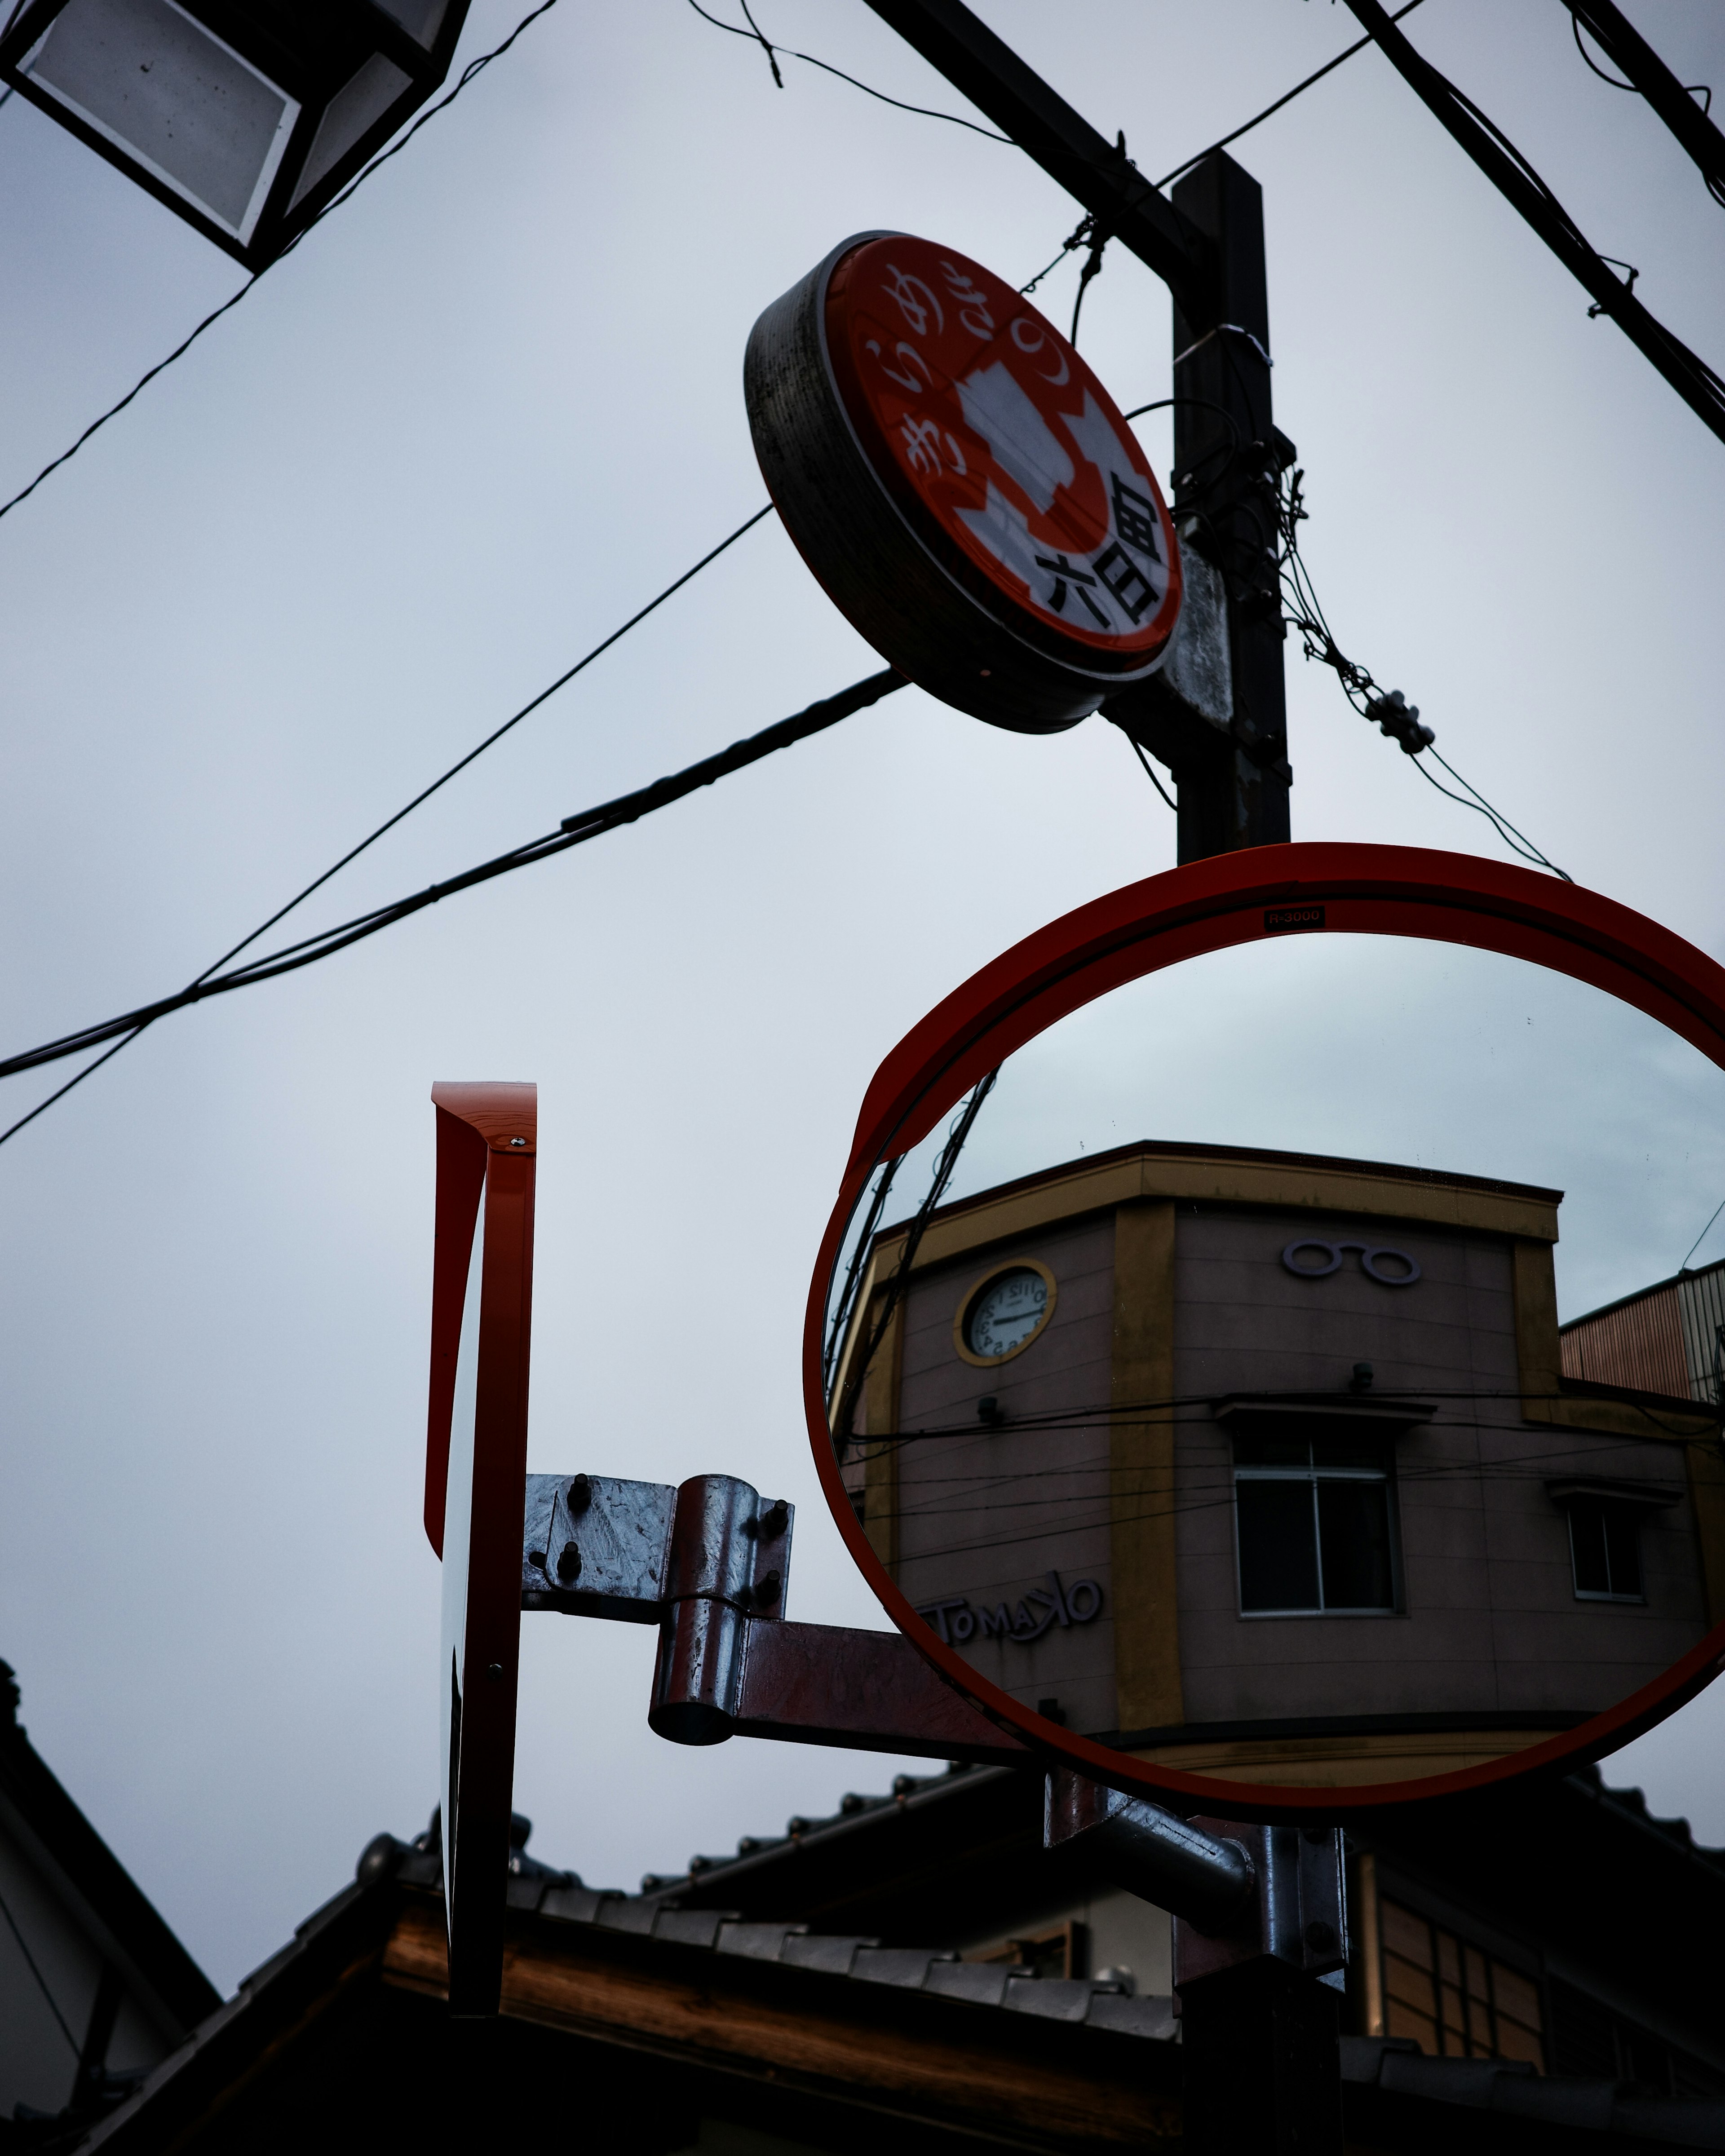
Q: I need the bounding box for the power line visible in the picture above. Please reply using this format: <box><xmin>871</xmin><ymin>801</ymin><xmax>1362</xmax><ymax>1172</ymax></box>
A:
<box><xmin>1119</xmin><ymin>728</ymin><xmax>1177</xmax><ymax>813</ymax></box>
<box><xmin>0</xmin><ymin>669</ymin><xmax>906</xmax><ymax>1126</ymax></box>
<box><xmin>1341</xmin><ymin>0</ymin><xmax>1725</xmax><ymax>446</ymax></box>
<box><xmin>1153</xmin><ymin>0</ymin><xmax>1427</xmax><ymax>193</ymax></box>
<box><xmin>1275</xmin><ymin>461</ymin><xmax>1573</xmax><ymax>881</ymax></box>
<box><xmin>0</xmin><ymin>1882</ymin><xmax>80</xmax><ymax>2059</ymax></box>
<box><xmin>1562</xmin><ymin>2</ymin><xmax>1722</xmax><ymax>209</ymax></box>
<box><xmin>0</xmin><ymin>504</ymin><xmax>774</xmax><ymax>1148</ymax></box>
<box><xmin>686</xmin><ymin>0</ymin><xmax>1010</xmax><ymax>141</ymax></box>
<box><xmin>0</xmin><ymin>0</ymin><xmax>564</xmax><ymax>530</ymax></box>
<box><xmin>831</xmin><ymin>1071</ymin><xmax>1000</xmax><ymax>1446</ymax></box>
<box><xmin>1017</xmin><ymin>0</ymin><xmax>1428</xmax><ymax>300</ymax></box>
<box><xmin>1680</xmin><ymin>1199</ymin><xmax>1725</xmax><ymax>1274</ymax></box>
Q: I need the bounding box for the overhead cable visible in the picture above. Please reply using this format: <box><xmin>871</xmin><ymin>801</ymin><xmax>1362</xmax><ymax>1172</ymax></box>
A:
<box><xmin>0</xmin><ymin>670</ymin><xmax>906</xmax><ymax>1127</ymax></box>
<box><xmin>1015</xmin><ymin>0</ymin><xmax>1429</xmax><ymax>300</ymax></box>
<box><xmin>1562</xmin><ymin>1</ymin><xmax>1723</xmax><ymax>208</ymax></box>
<box><xmin>831</xmin><ymin>1069</ymin><xmax>999</xmax><ymax>1445</ymax></box>
<box><xmin>0</xmin><ymin>503</ymin><xmax>774</xmax><ymax>1148</ymax></box>
<box><xmin>1339</xmin><ymin>0</ymin><xmax>1725</xmax><ymax>446</ymax></box>
<box><xmin>1680</xmin><ymin>1197</ymin><xmax>1725</xmax><ymax>1274</ymax></box>
<box><xmin>1276</xmin><ymin>463</ymin><xmax>1572</xmax><ymax>881</ymax></box>
<box><xmin>0</xmin><ymin>0</ymin><xmax>564</xmax><ymax>530</ymax></box>
<box><xmin>686</xmin><ymin>0</ymin><xmax>1010</xmax><ymax>140</ymax></box>
<box><xmin>1152</xmin><ymin>0</ymin><xmax>1427</xmax><ymax>193</ymax></box>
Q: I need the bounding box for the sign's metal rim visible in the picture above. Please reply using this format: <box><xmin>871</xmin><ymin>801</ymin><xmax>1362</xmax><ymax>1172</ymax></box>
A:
<box><xmin>814</xmin><ymin>233</ymin><xmax>1181</xmax><ymax>678</ymax></box>
<box><xmin>801</xmin><ymin>842</ymin><xmax>1725</xmax><ymax>1817</ymax></box>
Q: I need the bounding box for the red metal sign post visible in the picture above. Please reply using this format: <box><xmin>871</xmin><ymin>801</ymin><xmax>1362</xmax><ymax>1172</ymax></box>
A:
<box><xmin>426</xmin><ymin>1080</ymin><xmax>536</xmax><ymax>2018</ymax></box>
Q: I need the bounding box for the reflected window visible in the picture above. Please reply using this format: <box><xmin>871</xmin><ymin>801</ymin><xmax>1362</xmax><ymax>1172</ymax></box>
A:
<box><xmin>1566</xmin><ymin>1498</ymin><xmax>1644</xmax><ymax>1602</ymax></box>
<box><xmin>1380</xmin><ymin>1898</ymin><xmax>1545</xmax><ymax>2068</ymax></box>
<box><xmin>1233</xmin><ymin>1431</ymin><xmax>1397</xmax><ymax>1614</ymax></box>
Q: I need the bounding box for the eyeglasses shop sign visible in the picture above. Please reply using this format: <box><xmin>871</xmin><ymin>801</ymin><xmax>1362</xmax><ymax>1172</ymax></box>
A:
<box><xmin>917</xmin><ymin>1568</ymin><xmax>1103</xmax><ymax>1648</ymax></box>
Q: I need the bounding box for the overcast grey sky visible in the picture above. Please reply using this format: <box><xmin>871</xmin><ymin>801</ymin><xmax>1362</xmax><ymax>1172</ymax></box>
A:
<box><xmin>1</xmin><ymin>0</ymin><xmax>1722</xmax><ymax>1994</ymax></box>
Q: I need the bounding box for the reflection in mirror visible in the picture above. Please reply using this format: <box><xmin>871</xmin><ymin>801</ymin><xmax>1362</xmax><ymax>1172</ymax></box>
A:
<box><xmin>823</xmin><ymin>937</ymin><xmax>1725</xmax><ymax>1789</ymax></box>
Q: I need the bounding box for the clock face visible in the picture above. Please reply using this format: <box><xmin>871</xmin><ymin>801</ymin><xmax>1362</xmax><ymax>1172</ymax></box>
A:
<box><xmin>966</xmin><ymin>1267</ymin><xmax>1050</xmax><ymax>1360</ymax></box>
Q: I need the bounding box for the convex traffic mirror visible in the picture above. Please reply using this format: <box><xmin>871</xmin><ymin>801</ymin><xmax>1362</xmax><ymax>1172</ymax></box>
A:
<box><xmin>807</xmin><ymin>844</ymin><xmax>1725</xmax><ymax>1813</ymax></box>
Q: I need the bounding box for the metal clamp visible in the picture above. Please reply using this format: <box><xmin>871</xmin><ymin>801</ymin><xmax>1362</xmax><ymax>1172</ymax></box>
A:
<box><xmin>650</xmin><ymin>1475</ymin><xmax>794</xmax><ymax>1745</ymax></box>
<box><xmin>1172</xmin><ymin>1816</ymin><xmax>1348</xmax><ymax>1989</ymax></box>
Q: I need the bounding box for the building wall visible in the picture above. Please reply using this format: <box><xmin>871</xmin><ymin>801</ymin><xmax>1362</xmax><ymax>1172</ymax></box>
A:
<box><xmin>1170</xmin><ymin>1206</ymin><xmax>1707</xmax><ymax>1733</ymax></box>
<box><xmin>0</xmin><ymin>1818</ymin><xmax>170</xmax><ymax>2116</ymax></box>
<box><xmin>891</xmin><ymin>1216</ymin><xmax>1119</xmax><ymax>1736</ymax></box>
<box><xmin>840</xmin><ymin>1144</ymin><xmax>1721</xmax><ymax>1787</ymax></box>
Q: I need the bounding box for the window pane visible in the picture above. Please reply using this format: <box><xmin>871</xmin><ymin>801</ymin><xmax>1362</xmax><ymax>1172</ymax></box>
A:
<box><xmin>1380</xmin><ymin>1903</ymin><xmax>1432</xmax><ymax>1965</ymax></box>
<box><xmin>1605</xmin><ymin>1507</ymin><xmax>1644</xmax><ymax>1598</ymax></box>
<box><xmin>1493</xmin><ymin>1966</ymin><xmax>1543</xmax><ymax>2034</ymax></box>
<box><xmin>1317</xmin><ymin>1479</ymin><xmax>1394</xmax><ymax>1608</ymax></box>
<box><xmin>1570</xmin><ymin>1502</ymin><xmax>1611</xmax><ymax>1595</ymax></box>
<box><xmin>1386</xmin><ymin>1998</ymin><xmax>1438</xmax><ymax>2053</ymax></box>
<box><xmin>1495</xmin><ymin>2015</ymin><xmax>1546</xmax><ymax>2069</ymax></box>
<box><xmin>1237</xmin><ymin>1478</ymin><xmax>1319</xmax><ymax>1610</ymax></box>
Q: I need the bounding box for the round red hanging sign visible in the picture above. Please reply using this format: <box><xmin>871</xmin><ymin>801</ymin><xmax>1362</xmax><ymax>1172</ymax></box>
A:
<box><xmin>747</xmin><ymin>233</ymin><xmax>1182</xmax><ymax>736</ymax></box>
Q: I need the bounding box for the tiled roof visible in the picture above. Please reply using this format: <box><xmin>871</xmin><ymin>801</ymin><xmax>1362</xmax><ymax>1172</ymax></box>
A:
<box><xmin>641</xmin><ymin>1761</ymin><xmax>994</xmax><ymax>1894</ymax></box>
<box><xmin>1568</xmin><ymin>1767</ymin><xmax>1725</xmax><ymax>1878</ymax></box>
<box><xmin>383</xmin><ymin>1821</ymin><xmax>1180</xmax><ymax>2043</ymax></box>
<box><xmin>1342</xmin><ymin>2037</ymin><xmax>1725</xmax><ymax>2145</ymax></box>
<box><xmin>631</xmin><ymin>1758</ymin><xmax>1725</xmax><ymax>1903</ymax></box>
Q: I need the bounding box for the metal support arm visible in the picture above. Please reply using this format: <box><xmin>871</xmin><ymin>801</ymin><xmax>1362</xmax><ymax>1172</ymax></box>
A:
<box><xmin>521</xmin><ymin>1471</ymin><xmax>1028</xmax><ymax>1763</ymax></box>
<box><xmin>1043</xmin><ymin>1767</ymin><xmax>1256</xmax><ymax>1933</ymax></box>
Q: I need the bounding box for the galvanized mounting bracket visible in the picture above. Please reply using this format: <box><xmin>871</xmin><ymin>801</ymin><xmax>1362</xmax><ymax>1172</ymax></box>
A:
<box><xmin>1044</xmin><ymin>1771</ymin><xmax>1347</xmax><ymax>1965</ymax></box>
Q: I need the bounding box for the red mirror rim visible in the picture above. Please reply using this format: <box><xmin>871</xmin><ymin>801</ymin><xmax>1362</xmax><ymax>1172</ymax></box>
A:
<box><xmin>802</xmin><ymin>841</ymin><xmax>1725</xmax><ymax>1815</ymax></box>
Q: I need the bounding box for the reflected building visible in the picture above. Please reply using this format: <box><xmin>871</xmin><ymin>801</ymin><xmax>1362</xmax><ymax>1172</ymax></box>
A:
<box><xmin>830</xmin><ymin>1141</ymin><xmax>1725</xmax><ymax>1787</ymax></box>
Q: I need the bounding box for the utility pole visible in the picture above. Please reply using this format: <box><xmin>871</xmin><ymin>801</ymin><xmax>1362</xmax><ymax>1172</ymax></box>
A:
<box><xmin>1165</xmin><ymin>154</ymin><xmax>1293</xmax><ymax>857</ymax></box>
<box><xmin>862</xmin><ymin>0</ymin><xmax>1293</xmax><ymax>862</ymax></box>
<box><xmin>844</xmin><ymin>13</ymin><xmax>1333</xmax><ymax>2149</ymax></box>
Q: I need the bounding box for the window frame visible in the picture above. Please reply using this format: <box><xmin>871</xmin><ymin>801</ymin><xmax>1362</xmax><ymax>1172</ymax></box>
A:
<box><xmin>1565</xmin><ymin>1496</ymin><xmax>1647</xmax><ymax>1604</ymax></box>
<box><xmin>1231</xmin><ymin>1431</ymin><xmax>1404</xmax><ymax>1619</ymax></box>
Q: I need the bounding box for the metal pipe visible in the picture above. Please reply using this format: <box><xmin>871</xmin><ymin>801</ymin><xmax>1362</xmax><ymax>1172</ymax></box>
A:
<box><xmin>1044</xmin><ymin>1768</ymin><xmax>1256</xmax><ymax>1933</ymax></box>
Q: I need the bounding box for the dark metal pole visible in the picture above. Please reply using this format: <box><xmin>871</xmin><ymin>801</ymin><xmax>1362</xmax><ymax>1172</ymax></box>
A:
<box><xmin>1167</xmin><ymin>152</ymin><xmax>1293</xmax><ymax>859</ymax></box>
<box><xmin>1172</xmin><ymin>1816</ymin><xmax>1348</xmax><ymax>2156</ymax></box>
<box><xmin>858</xmin><ymin>0</ymin><xmax>1297</xmax><ymax>860</ymax></box>
<box><xmin>1180</xmin><ymin>1956</ymin><xmax>1344</xmax><ymax>2156</ymax></box>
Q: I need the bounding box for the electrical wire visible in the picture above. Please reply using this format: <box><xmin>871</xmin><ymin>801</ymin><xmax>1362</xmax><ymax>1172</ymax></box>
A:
<box><xmin>1680</xmin><ymin>1198</ymin><xmax>1725</xmax><ymax>1274</ymax></box>
<box><xmin>1120</xmin><ymin>729</ymin><xmax>1177</xmax><ymax>813</ymax></box>
<box><xmin>1570</xmin><ymin>12</ymin><xmax>1709</xmax><ymax>111</ymax></box>
<box><xmin>686</xmin><ymin>0</ymin><xmax>1010</xmax><ymax>141</ymax></box>
<box><xmin>0</xmin><ymin>504</ymin><xmax>775</xmax><ymax>1147</ymax></box>
<box><xmin>1340</xmin><ymin>0</ymin><xmax>1725</xmax><ymax>445</ymax></box>
<box><xmin>1154</xmin><ymin>0</ymin><xmax>1428</xmax><ymax>192</ymax></box>
<box><xmin>824</xmin><ymin>1156</ymin><xmax>902</xmax><ymax>1393</ymax></box>
<box><xmin>1563</xmin><ymin>2</ymin><xmax>1722</xmax><ymax>210</ymax></box>
<box><xmin>1276</xmin><ymin>462</ymin><xmax>1573</xmax><ymax>881</ymax></box>
<box><xmin>832</xmin><ymin>1072</ymin><xmax>999</xmax><ymax>1447</ymax></box>
<box><xmin>1017</xmin><ymin>0</ymin><xmax>1429</xmax><ymax>299</ymax></box>
<box><xmin>0</xmin><ymin>668</ymin><xmax>906</xmax><ymax>1130</ymax></box>
<box><xmin>0</xmin><ymin>0</ymin><xmax>563</xmax><ymax>530</ymax></box>
<box><xmin>0</xmin><ymin>1882</ymin><xmax>80</xmax><ymax>2058</ymax></box>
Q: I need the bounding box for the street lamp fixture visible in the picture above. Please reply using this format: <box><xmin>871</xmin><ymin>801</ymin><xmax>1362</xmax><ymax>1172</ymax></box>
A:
<box><xmin>0</xmin><ymin>0</ymin><xmax>471</xmax><ymax>269</ymax></box>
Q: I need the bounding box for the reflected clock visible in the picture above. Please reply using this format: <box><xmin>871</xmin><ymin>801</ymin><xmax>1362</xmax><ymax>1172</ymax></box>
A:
<box><xmin>956</xmin><ymin>1261</ymin><xmax>1057</xmax><ymax>1366</ymax></box>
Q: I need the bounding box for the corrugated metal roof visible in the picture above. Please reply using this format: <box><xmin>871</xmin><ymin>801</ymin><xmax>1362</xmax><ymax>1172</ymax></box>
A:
<box><xmin>1561</xmin><ymin>1256</ymin><xmax>1725</xmax><ymax>1405</ymax></box>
